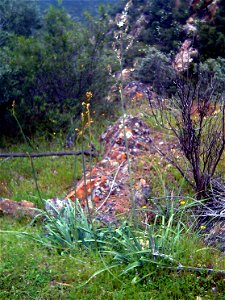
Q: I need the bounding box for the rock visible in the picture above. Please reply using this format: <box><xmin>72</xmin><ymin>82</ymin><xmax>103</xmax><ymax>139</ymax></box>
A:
<box><xmin>183</xmin><ymin>22</ymin><xmax>197</xmax><ymax>34</ymax></box>
<box><xmin>45</xmin><ymin>198</ymin><xmax>73</xmax><ymax>216</ymax></box>
<box><xmin>0</xmin><ymin>199</ymin><xmax>36</xmax><ymax>217</ymax></box>
<box><xmin>123</xmin><ymin>81</ymin><xmax>153</xmax><ymax>102</ymax></box>
<box><xmin>66</xmin><ymin>115</ymin><xmax>154</xmax><ymax>223</ymax></box>
<box><xmin>173</xmin><ymin>39</ymin><xmax>198</xmax><ymax>72</ymax></box>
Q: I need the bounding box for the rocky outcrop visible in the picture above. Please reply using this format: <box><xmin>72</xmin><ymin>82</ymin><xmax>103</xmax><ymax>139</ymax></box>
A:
<box><xmin>183</xmin><ymin>17</ymin><xmax>197</xmax><ymax>34</ymax></box>
<box><xmin>174</xmin><ymin>0</ymin><xmax>220</xmax><ymax>72</ymax></box>
<box><xmin>173</xmin><ymin>39</ymin><xmax>198</xmax><ymax>72</ymax></box>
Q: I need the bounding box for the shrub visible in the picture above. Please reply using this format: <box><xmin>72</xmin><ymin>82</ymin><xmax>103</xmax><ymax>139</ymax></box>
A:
<box><xmin>136</xmin><ymin>47</ymin><xmax>176</xmax><ymax>94</ymax></box>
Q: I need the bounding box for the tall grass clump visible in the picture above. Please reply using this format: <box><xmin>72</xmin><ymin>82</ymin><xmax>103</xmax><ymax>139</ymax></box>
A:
<box><xmin>23</xmin><ymin>200</ymin><xmax>97</xmax><ymax>253</ymax></box>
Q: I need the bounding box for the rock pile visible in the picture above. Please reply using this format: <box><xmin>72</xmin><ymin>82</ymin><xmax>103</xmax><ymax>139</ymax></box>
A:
<box><xmin>66</xmin><ymin>115</ymin><xmax>152</xmax><ymax>223</ymax></box>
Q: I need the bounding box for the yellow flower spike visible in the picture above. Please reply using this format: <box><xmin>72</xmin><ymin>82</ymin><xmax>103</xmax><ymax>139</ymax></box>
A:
<box><xmin>180</xmin><ymin>200</ymin><xmax>186</xmax><ymax>205</ymax></box>
<box><xmin>142</xmin><ymin>206</ymin><xmax>147</xmax><ymax>209</ymax></box>
<box><xmin>86</xmin><ymin>91</ymin><xmax>93</xmax><ymax>100</ymax></box>
<box><xmin>200</xmin><ymin>225</ymin><xmax>206</xmax><ymax>230</ymax></box>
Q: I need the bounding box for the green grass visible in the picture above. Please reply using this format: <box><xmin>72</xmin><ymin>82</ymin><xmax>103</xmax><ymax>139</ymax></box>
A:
<box><xmin>0</xmin><ymin>134</ymin><xmax>100</xmax><ymax>204</ymax></box>
<box><xmin>0</xmin><ymin>155</ymin><xmax>81</xmax><ymax>201</ymax></box>
<box><xmin>1</xmin><ymin>217</ymin><xmax>225</xmax><ymax>299</ymax></box>
<box><xmin>0</xmin><ymin>117</ymin><xmax>109</xmax><ymax>204</ymax></box>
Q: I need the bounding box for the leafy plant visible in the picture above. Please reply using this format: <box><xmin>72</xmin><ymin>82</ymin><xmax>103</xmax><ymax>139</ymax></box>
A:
<box><xmin>136</xmin><ymin>47</ymin><xmax>176</xmax><ymax>95</ymax></box>
<box><xmin>23</xmin><ymin>200</ymin><xmax>97</xmax><ymax>253</ymax></box>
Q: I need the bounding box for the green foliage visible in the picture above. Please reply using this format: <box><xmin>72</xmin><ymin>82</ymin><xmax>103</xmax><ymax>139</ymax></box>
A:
<box><xmin>38</xmin><ymin>0</ymin><xmax>118</xmax><ymax>21</ymax></box>
<box><xmin>2</xmin><ymin>217</ymin><xmax>225</xmax><ymax>299</ymax></box>
<box><xmin>0</xmin><ymin>136</ymin><xmax>83</xmax><ymax>201</ymax></box>
<box><xmin>0</xmin><ymin>5</ymin><xmax>119</xmax><ymax>136</ymax></box>
<box><xmin>0</xmin><ymin>0</ymin><xmax>40</xmax><ymax>38</ymax></box>
<box><xmin>197</xmin><ymin>57</ymin><xmax>225</xmax><ymax>93</ymax></box>
<box><xmin>136</xmin><ymin>47</ymin><xmax>175</xmax><ymax>94</ymax></box>
<box><xmin>25</xmin><ymin>200</ymin><xmax>97</xmax><ymax>253</ymax></box>
<box><xmin>197</xmin><ymin>0</ymin><xmax>225</xmax><ymax>60</ymax></box>
<box><xmin>137</xmin><ymin>0</ymin><xmax>189</xmax><ymax>53</ymax></box>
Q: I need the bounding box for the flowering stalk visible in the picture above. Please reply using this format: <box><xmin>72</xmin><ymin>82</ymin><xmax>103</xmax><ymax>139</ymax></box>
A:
<box><xmin>114</xmin><ymin>25</ymin><xmax>137</xmax><ymax>226</ymax></box>
<box><xmin>77</xmin><ymin>92</ymin><xmax>95</xmax><ymax>223</ymax></box>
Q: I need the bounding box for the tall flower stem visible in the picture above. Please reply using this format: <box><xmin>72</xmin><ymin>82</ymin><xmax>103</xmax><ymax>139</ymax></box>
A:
<box><xmin>118</xmin><ymin>32</ymin><xmax>137</xmax><ymax>227</ymax></box>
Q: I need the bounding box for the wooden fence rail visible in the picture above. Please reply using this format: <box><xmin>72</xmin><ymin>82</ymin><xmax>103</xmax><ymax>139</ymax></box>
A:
<box><xmin>0</xmin><ymin>150</ymin><xmax>98</xmax><ymax>159</ymax></box>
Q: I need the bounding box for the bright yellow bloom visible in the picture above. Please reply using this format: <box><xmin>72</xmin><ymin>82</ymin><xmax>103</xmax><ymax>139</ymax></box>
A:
<box><xmin>180</xmin><ymin>200</ymin><xmax>186</xmax><ymax>205</ymax></box>
<box><xmin>200</xmin><ymin>225</ymin><xmax>206</xmax><ymax>230</ymax></box>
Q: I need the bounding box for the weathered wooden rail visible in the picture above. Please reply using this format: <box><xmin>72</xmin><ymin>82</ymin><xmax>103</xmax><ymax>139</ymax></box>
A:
<box><xmin>0</xmin><ymin>150</ymin><xmax>98</xmax><ymax>158</ymax></box>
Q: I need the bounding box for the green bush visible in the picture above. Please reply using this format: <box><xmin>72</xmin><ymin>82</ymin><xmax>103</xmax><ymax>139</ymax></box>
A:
<box><xmin>197</xmin><ymin>0</ymin><xmax>225</xmax><ymax>60</ymax></box>
<box><xmin>137</xmin><ymin>0</ymin><xmax>189</xmax><ymax>53</ymax></box>
<box><xmin>0</xmin><ymin>6</ymin><xmax>119</xmax><ymax>136</ymax></box>
<box><xmin>136</xmin><ymin>47</ymin><xmax>175</xmax><ymax>94</ymax></box>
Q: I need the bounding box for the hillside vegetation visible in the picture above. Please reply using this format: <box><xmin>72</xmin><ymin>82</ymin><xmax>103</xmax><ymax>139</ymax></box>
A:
<box><xmin>38</xmin><ymin>0</ymin><xmax>118</xmax><ymax>20</ymax></box>
<box><xmin>1</xmin><ymin>0</ymin><xmax>225</xmax><ymax>299</ymax></box>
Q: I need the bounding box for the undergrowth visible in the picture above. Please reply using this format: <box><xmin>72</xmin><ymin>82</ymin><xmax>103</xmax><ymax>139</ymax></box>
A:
<box><xmin>1</xmin><ymin>95</ymin><xmax>225</xmax><ymax>299</ymax></box>
<box><xmin>1</xmin><ymin>216</ymin><xmax>225</xmax><ymax>299</ymax></box>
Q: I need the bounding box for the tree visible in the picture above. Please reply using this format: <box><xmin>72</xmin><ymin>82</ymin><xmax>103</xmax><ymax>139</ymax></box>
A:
<box><xmin>0</xmin><ymin>6</ymin><xmax>118</xmax><ymax>135</ymax></box>
<box><xmin>0</xmin><ymin>0</ymin><xmax>40</xmax><ymax>37</ymax></box>
<box><xmin>149</xmin><ymin>57</ymin><xmax>225</xmax><ymax>199</ymax></box>
<box><xmin>137</xmin><ymin>0</ymin><xmax>189</xmax><ymax>52</ymax></box>
<box><xmin>197</xmin><ymin>0</ymin><xmax>225</xmax><ymax>60</ymax></box>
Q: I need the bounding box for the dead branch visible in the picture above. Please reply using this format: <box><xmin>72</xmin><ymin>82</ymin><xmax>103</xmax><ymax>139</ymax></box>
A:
<box><xmin>0</xmin><ymin>150</ymin><xmax>98</xmax><ymax>159</ymax></box>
